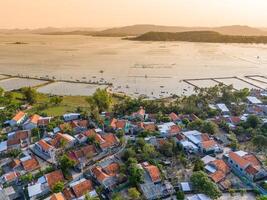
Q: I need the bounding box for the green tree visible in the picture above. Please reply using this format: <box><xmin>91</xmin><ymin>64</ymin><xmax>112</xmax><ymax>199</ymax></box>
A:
<box><xmin>59</xmin><ymin>154</ymin><xmax>75</xmax><ymax>176</ymax></box>
<box><xmin>86</xmin><ymin>89</ymin><xmax>112</xmax><ymax>112</ymax></box>
<box><xmin>176</xmin><ymin>190</ymin><xmax>185</xmax><ymax>200</ymax></box>
<box><xmin>202</xmin><ymin>121</ymin><xmax>218</xmax><ymax>135</ymax></box>
<box><xmin>20</xmin><ymin>173</ymin><xmax>33</xmax><ymax>183</ymax></box>
<box><xmin>0</xmin><ymin>87</ymin><xmax>4</xmax><ymax>97</ymax></box>
<box><xmin>190</xmin><ymin>171</ymin><xmax>222</xmax><ymax>199</ymax></box>
<box><xmin>50</xmin><ymin>96</ymin><xmax>63</xmax><ymax>105</ymax></box>
<box><xmin>128</xmin><ymin>187</ymin><xmax>141</xmax><ymax>200</ymax></box>
<box><xmin>21</xmin><ymin>87</ymin><xmax>37</xmax><ymax>104</ymax></box>
<box><xmin>193</xmin><ymin>158</ymin><xmax>204</xmax><ymax>172</ymax></box>
<box><xmin>257</xmin><ymin>196</ymin><xmax>267</xmax><ymax>200</ymax></box>
<box><xmin>52</xmin><ymin>181</ymin><xmax>64</xmax><ymax>193</ymax></box>
<box><xmin>111</xmin><ymin>193</ymin><xmax>123</xmax><ymax>200</ymax></box>
<box><xmin>128</xmin><ymin>163</ymin><xmax>144</xmax><ymax>186</ymax></box>
<box><xmin>246</xmin><ymin>115</ymin><xmax>261</xmax><ymax>129</ymax></box>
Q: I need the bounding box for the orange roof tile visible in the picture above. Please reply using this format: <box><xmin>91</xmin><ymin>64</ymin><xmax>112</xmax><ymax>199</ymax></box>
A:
<box><xmin>201</xmin><ymin>140</ymin><xmax>217</xmax><ymax>149</ymax></box>
<box><xmin>169</xmin><ymin>112</ymin><xmax>179</xmax><ymax>121</ymax></box>
<box><xmin>38</xmin><ymin>118</ymin><xmax>51</xmax><ymax>126</ymax></box>
<box><xmin>91</xmin><ymin>166</ymin><xmax>109</xmax><ymax>182</ymax></box>
<box><xmin>229</xmin><ymin>152</ymin><xmax>250</xmax><ymax>168</ymax></box>
<box><xmin>243</xmin><ymin>154</ymin><xmax>261</xmax><ymax>167</ymax></box>
<box><xmin>210</xmin><ymin>171</ymin><xmax>226</xmax><ymax>183</ymax></box>
<box><xmin>103</xmin><ymin>162</ymin><xmax>120</xmax><ymax>175</ymax></box>
<box><xmin>50</xmin><ymin>193</ymin><xmax>65</xmax><ymax>200</ymax></box>
<box><xmin>72</xmin><ymin>179</ymin><xmax>93</xmax><ymax>198</ymax></box>
<box><xmin>100</xmin><ymin>133</ymin><xmax>118</xmax><ymax>149</ymax></box>
<box><xmin>12</xmin><ymin>111</ymin><xmax>26</xmax><ymax>122</ymax></box>
<box><xmin>45</xmin><ymin>170</ymin><xmax>65</xmax><ymax>189</ymax></box>
<box><xmin>169</xmin><ymin>125</ymin><xmax>181</xmax><ymax>134</ymax></box>
<box><xmin>38</xmin><ymin>139</ymin><xmax>53</xmax><ymax>151</ymax></box>
<box><xmin>245</xmin><ymin>165</ymin><xmax>258</xmax><ymax>175</ymax></box>
<box><xmin>22</xmin><ymin>156</ymin><xmax>40</xmax><ymax>172</ymax></box>
<box><xmin>30</xmin><ymin>114</ymin><xmax>41</xmax><ymax>124</ymax></box>
<box><xmin>50</xmin><ymin>133</ymin><xmax>73</xmax><ymax>147</ymax></box>
<box><xmin>212</xmin><ymin>160</ymin><xmax>229</xmax><ymax>174</ymax></box>
<box><xmin>4</xmin><ymin>171</ymin><xmax>19</xmax><ymax>181</ymax></box>
<box><xmin>144</xmin><ymin>165</ymin><xmax>161</xmax><ymax>182</ymax></box>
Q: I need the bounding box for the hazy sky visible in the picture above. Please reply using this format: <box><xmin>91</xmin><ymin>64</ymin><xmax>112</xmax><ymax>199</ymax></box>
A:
<box><xmin>1</xmin><ymin>0</ymin><xmax>267</xmax><ymax>28</ymax></box>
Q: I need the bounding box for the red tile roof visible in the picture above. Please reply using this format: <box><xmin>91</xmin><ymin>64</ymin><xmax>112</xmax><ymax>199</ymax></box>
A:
<box><xmin>45</xmin><ymin>170</ymin><xmax>65</xmax><ymax>189</ymax></box>
<box><xmin>50</xmin><ymin>193</ymin><xmax>65</xmax><ymax>200</ymax></box>
<box><xmin>212</xmin><ymin>160</ymin><xmax>229</xmax><ymax>174</ymax></box>
<box><xmin>169</xmin><ymin>125</ymin><xmax>181</xmax><ymax>134</ymax></box>
<box><xmin>201</xmin><ymin>140</ymin><xmax>217</xmax><ymax>149</ymax></box>
<box><xmin>229</xmin><ymin>152</ymin><xmax>250</xmax><ymax>168</ymax></box>
<box><xmin>243</xmin><ymin>154</ymin><xmax>261</xmax><ymax>167</ymax></box>
<box><xmin>91</xmin><ymin>166</ymin><xmax>109</xmax><ymax>182</ymax></box>
<box><xmin>29</xmin><ymin>114</ymin><xmax>41</xmax><ymax>124</ymax></box>
<box><xmin>245</xmin><ymin>165</ymin><xmax>258</xmax><ymax>175</ymax></box>
<box><xmin>230</xmin><ymin>116</ymin><xmax>241</xmax><ymax>124</ymax></box>
<box><xmin>169</xmin><ymin>112</ymin><xmax>179</xmax><ymax>121</ymax></box>
<box><xmin>12</xmin><ymin>111</ymin><xmax>26</xmax><ymax>122</ymax></box>
<box><xmin>72</xmin><ymin>179</ymin><xmax>93</xmax><ymax>198</ymax></box>
<box><xmin>100</xmin><ymin>133</ymin><xmax>118</xmax><ymax>149</ymax></box>
<box><xmin>143</xmin><ymin>164</ymin><xmax>161</xmax><ymax>182</ymax></box>
<box><xmin>50</xmin><ymin>133</ymin><xmax>73</xmax><ymax>147</ymax></box>
<box><xmin>22</xmin><ymin>156</ymin><xmax>40</xmax><ymax>172</ymax></box>
<box><xmin>210</xmin><ymin>171</ymin><xmax>226</xmax><ymax>183</ymax></box>
<box><xmin>4</xmin><ymin>171</ymin><xmax>19</xmax><ymax>181</ymax></box>
<box><xmin>103</xmin><ymin>162</ymin><xmax>120</xmax><ymax>175</ymax></box>
<box><xmin>38</xmin><ymin>139</ymin><xmax>53</xmax><ymax>151</ymax></box>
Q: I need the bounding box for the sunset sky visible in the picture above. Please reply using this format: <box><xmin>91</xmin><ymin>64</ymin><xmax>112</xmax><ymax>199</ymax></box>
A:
<box><xmin>1</xmin><ymin>0</ymin><xmax>267</xmax><ymax>29</ymax></box>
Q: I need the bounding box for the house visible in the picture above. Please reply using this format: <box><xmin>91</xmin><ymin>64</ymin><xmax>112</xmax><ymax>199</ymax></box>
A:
<box><xmin>35</xmin><ymin>139</ymin><xmax>56</xmax><ymax>160</ymax></box>
<box><xmin>45</xmin><ymin>170</ymin><xmax>65</xmax><ymax>190</ymax></box>
<box><xmin>0</xmin><ymin>141</ymin><xmax>7</xmax><ymax>153</ymax></box>
<box><xmin>50</xmin><ymin>133</ymin><xmax>76</xmax><ymax>149</ymax></box>
<box><xmin>131</xmin><ymin>107</ymin><xmax>146</xmax><ymax>120</ymax></box>
<box><xmin>20</xmin><ymin>155</ymin><xmax>40</xmax><ymax>172</ymax></box>
<box><xmin>182</xmin><ymin>130</ymin><xmax>222</xmax><ymax>154</ymax></box>
<box><xmin>7</xmin><ymin>130</ymin><xmax>30</xmax><ymax>149</ymax></box>
<box><xmin>23</xmin><ymin>114</ymin><xmax>41</xmax><ymax>130</ymax></box>
<box><xmin>9</xmin><ymin>111</ymin><xmax>27</xmax><ymax>126</ymax></box>
<box><xmin>63</xmin><ymin>113</ymin><xmax>80</xmax><ymax>122</ymax></box>
<box><xmin>48</xmin><ymin>192</ymin><xmax>66</xmax><ymax>200</ymax></box>
<box><xmin>139</xmin><ymin>162</ymin><xmax>174</xmax><ymax>200</ymax></box>
<box><xmin>216</xmin><ymin>103</ymin><xmax>230</xmax><ymax>115</ymax></box>
<box><xmin>91</xmin><ymin>157</ymin><xmax>120</xmax><ymax>191</ymax></box>
<box><xmin>247</xmin><ymin>96</ymin><xmax>262</xmax><ymax>105</ymax></box>
<box><xmin>100</xmin><ymin>133</ymin><xmax>119</xmax><ymax>151</ymax></box>
<box><xmin>28</xmin><ymin>182</ymin><xmax>49</xmax><ymax>199</ymax></box>
<box><xmin>157</xmin><ymin>122</ymin><xmax>181</xmax><ymax>137</ymax></box>
<box><xmin>226</xmin><ymin>151</ymin><xmax>267</xmax><ymax>182</ymax></box>
<box><xmin>69</xmin><ymin>178</ymin><xmax>97</xmax><ymax>199</ymax></box>
<box><xmin>142</xmin><ymin>162</ymin><xmax>161</xmax><ymax>183</ymax></box>
<box><xmin>37</xmin><ymin>117</ymin><xmax>52</xmax><ymax>129</ymax></box>
<box><xmin>187</xmin><ymin>194</ymin><xmax>211</xmax><ymax>200</ymax></box>
<box><xmin>169</xmin><ymin>112</ymin><xmax>179</xmax><ymax>122</ymax></box>
<box><xmin>70</xmin><ymin>120</ymin><xmax>89</xmax><ymax>133</ymax></box>
<box><xmin>205</xmin><ymin>159</ymin><xmax>230</xmax><ymax>184</ymax></box>
<box><xmin>180</xmin><ymin>182</ymin><xmax>192</xmax><ymax>193</ymax></box>
<box><xmin>1</xmin><ymin>171</ymin><xmax>19</xmax><ymax>184</ymax></box>
<box><xmin>68</xmin><ymin>145</ymin><xmax>97</xmax><ymax>170</ymax></box>
<box><xmin>110</xmin><ymin>118</ymin><xmax>128</xmax><ymax>130</ymax></box>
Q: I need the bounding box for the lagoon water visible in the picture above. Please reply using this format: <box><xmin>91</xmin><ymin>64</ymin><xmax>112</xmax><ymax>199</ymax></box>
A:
<box><xmin>0</xmin><ymin>34</ymin><xmax>267</xmax><ymax>98</ymax></box>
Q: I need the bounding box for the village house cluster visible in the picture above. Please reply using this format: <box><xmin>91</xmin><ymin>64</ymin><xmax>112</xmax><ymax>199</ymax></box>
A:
<box><xmin>0</xmin><ymin>92</ymin><xmax>266</xmax><ymax>200</ymax></box>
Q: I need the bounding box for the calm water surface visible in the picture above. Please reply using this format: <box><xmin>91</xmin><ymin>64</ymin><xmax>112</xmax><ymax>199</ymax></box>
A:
<box><xmin>0</xmin><ymin>34</ymin><xmax>267</xmax><ymax>98</ymax></box>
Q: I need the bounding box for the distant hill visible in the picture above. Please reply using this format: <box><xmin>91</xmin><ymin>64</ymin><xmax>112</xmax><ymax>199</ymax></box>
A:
<box><xmin>0</xmin><ymin>27</ymin><xmax>103</xmax><ymax>34</ymax></box>
<box><xmin>1</xmin><ymin>25</ymin><xmax>267</xmax><ymax>37</ymax></box>
<box><xmin>131</xmin><ymin>31</ymin><xmax>267</xmax><ymax>43</ymax></box>
<box><xmin>95</xmin><ymin>24</ymin><xmax>267</xmax><ymax>37</ymax></box>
